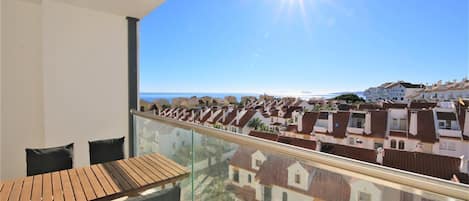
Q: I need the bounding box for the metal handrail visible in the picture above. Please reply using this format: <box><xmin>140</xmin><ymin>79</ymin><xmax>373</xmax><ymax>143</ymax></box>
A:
<box><xmin>132</xmin><ymin>110</ymin><xmax>469</xmax><ymax>200</ymax></box>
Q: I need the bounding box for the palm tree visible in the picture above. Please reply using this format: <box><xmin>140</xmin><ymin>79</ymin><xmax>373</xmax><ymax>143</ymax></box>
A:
<box><xmin>247</xmin><ymin>118</ymin><xmax>263</xmax><ymax>130</ymax></box>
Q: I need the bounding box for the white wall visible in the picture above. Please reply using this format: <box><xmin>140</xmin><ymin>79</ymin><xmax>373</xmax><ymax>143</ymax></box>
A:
<box><xmin>41</xmin><ymin>0</ymin><xmax>128</xmax><ymax>169</ymax></box>
<box><xmin>1</xmin><ymin>0</ymin><xmax>45</xmax><ymax>179</ymax></box>
<box><xmin>1</xmin><ymin>0</ymin><xmax>130</xmax><ymax>179</ymax></box>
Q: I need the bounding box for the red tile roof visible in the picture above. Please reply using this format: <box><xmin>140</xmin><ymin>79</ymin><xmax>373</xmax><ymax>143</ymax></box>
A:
<box><xmin>383</xmin><ymin>103</ymin><xmax>408</xmax><ymax>109</ymax></box>
<box><xmin>229</xmin><ymin>147</ymin><xmax>258</xmax><ymax>172</ymax></box>
<box><xmin>248</xmin><ymin>130</ymin><xmax>278</xmax><ymax>141</ymax></box>
<box><xmin>416</xmin><ymin>110</ymin><xmax>437</xmax><ymax>143</ymax></box>
<box><xmin>256</xmin><ymin>157</ymin><xmax>350</xmax><ymax>201</ymax></box>
<box><xmin>330</xmin><ymin>112</ymin><xmax>350</xmax><ymax>138</ymax></box>
<box><xmin>383</xmin><ymin>149</ymin><xmax>462</xmax><ymax>180</ymax></box>
<box><xmin>199</xmin><ymin>111</ymin><xmax>212</xmax><ymax>123</ymax></box>
<box><xmin>222</xmin><ymin>110</ymin><xmax>238</xmax><ymax>125</ymax></box>
<box><xmin>320</xmin><ymin>143</ymin><xmax>377</xmax><ymax>164</ymax></box>
<box><xmin>277</xmin><ymin>136</ymin><xmax>317</xmax><ymax>150</ymax></box>
<box><xmin>234</xmin><ymin>110</ymin><xmax>256</xmax><ymax>128</ymax></box>
<box><xmin>367</xmin><ymin>111</ymin><xmax>387</xmax><ymax>138</ymax></box>
<box><xmin>286</xmin><ymin>125</ymin><xmax>298</xmax><ymax>132</ymax></box>
<box><xmin>208</xmin><ymin>111</ymin><xmax>223</xmax><ymax>124</ymax></box>
<box><xmin>299</xmin><ymin>112</ymin><xmax>319</xmax><ymax>134</ymax></box>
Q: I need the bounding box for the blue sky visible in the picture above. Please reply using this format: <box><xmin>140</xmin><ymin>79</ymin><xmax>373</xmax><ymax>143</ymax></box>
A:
<box><xmin>139</xmin><ymin>0</ymin><xmax>468</xmax><ymax>95</ymax></box>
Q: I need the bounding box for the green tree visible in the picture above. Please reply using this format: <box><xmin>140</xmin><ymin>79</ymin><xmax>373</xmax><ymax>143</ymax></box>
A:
<box><xmin>247</xmin><ymin>118</ymin><xmax>263</xmax><ymax>130</ymax></box>
<box><xmin>333</xmin><ymin>93</ymin><xmax>365</xmax><ymax>103</ymax></box>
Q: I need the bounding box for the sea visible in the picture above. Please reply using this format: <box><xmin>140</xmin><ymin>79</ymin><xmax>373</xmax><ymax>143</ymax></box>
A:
<box><xmin>139</xmin><ymin>92</ymin><xmax>364</xmax><ymax>103</ymax></box>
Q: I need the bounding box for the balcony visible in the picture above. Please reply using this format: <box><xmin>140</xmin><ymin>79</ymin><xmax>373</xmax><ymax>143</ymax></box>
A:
<box><xmin>438</xmin><ymin>129</ymin><xmax>463</xmax><ymax>138</ymax></box>
<box><xmin>132</xmin><ymin>111</ymin><xmax>468</xmax><ymax>201</ymax></box>
<box><xmin>313</xmin><ymin>119</ymin><xmax>329</xmax><ymax>133</ymax></box>
<box><xmin>347</xmin><ymin>127</ymin><xmax>364</xmax><ymax>135</ymax></box>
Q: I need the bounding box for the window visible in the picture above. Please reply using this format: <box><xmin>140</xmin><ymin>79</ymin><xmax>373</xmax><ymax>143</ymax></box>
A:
<box><xmin>255</xmin><ymin>159</ymin><xmax>262</xmax><ymax>167</ymax></box>
<box><xmin>349</xmin><ymin>137</ymin><xmax>355</xmax><ymax>145</ymax></box>
<box><xmin>390</xmin><ymin>139</ymin><xmax>397</xmax><ymax>148</ymax></box>
<box><xmin>295</xmin><ymin>174</ymin><xmax>301</xmax><ymax>184</ymax></box>
<box><xmin>358</xmin><ymin>192</ymin><xmax>371</xmax><ymax>201</ymax></box>
<box><xmin>398</xmin><ymin>140</ymin><xmax>405</xmax><ymax>150</ymax></box>
<box><xmin>233</xmin><ymin>169</ymin><xmax>239</xmax><ymax>183</ymax></box>
<box><xmin>282</xmin><ymin>192</ymin><xmax>288</xmax><ymax>201</ymax></box>
<box><xmin>248</xmin><ymin>174</ymin><xmax>252</xmax><ymax>183</ymax></box>
<box><xmin>391</xmin><ymin>118</ymin><xmax>407</xmax><ymax>131</ymax></box>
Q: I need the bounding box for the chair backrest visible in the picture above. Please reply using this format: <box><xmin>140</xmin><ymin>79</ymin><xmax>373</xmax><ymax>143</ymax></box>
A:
<box><xmin>89</xmin><ymin>137</ymin><xmax>125</xmax><ymax>165</ymax></box>
<box><xmin>26</xmin><ymin>143</ymin><xmax>74</xmax><ymax>176</ymax></box>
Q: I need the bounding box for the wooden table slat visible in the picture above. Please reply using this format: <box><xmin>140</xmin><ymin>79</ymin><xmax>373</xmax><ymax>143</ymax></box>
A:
<box><xmin>130</xmin><ymin>158</ymin><xmax>164</xmax><ymax>182</ymax></box>
<box><xmin>59</xmin><ymin>170</ymin><xmax>75</xmax><ymax>201</ymax></box>
<box><xmin>19</xmin><ymin>177</ymin><xmax>33</xmax><ymax>201</ymax></box>
<box><xmin>7</xmin><ymin>178</ymin><xmax>24</xmax><ymax>201</ymax></box>
<box><xmin>1</xmin><ymin>153</ymin><xmax>188</xmax><ymax>201</ymax></box>
<box><xmin>153</xmin><ymin>154</ymin><xmax>188</xmax><ymax>174</ymax></box>
<box><xmin>90</xmin><ymin>166</ymin><xmax>117</xmax><ymax>195</ymax></box>
<box><xmin>42</xmin><ymin>173</ymin><xmax>53</xmax><ymax>201</ymax></box>
<box><xmin>114</xmin><ymin>161</ymin><xmax>147</xmax><ymax>187</ymax></box>
<box><xmin>82</xmin><ymin>167</ymin><xmax>106</xmax><ymax>198</ymax></box>
<box><xmin>67</xmin><ymin>169</ymin><xmax>86</xmax><ymax>201</ymax></box>
<box><xmin>141</xmin><ymin>157</ymin><xmax>172</xmax><ymax>179</ymax></box>
<box><xmin>95</xmin><ymin>165</ymin><xmax>122</xmax><ymax>193</ymax></box>
<box><xmin>0</xmin><ymin>181</ymin><xmax>14</xmax><ymax>201</ymax></box>
<box><xmin>75</xmin><ymin>169</ymin><xmax>96</xmax><ymax>200</ymax></box>
<box><xmin>99</xmin><ymin>163</ymin><xmax>133</xmax><ymax>191</ymax></box>
<box><xmin>122</xmin><ymin>160</ymin><xmax>153</xmax><ymax>185</ymax></box>
<box><xmin>145</xmin><ymin>155</ymin><xmax>181</xmax><ymax>177</ymax></box>
<box><xmin>51</xmin><ymin>172</ymin><xmax>64</xmax><ymax>201</ymax></box>
<box><xmin>30</xmin><ymin>175</ymin><xmax>42</xmax><ymax>201</ymax></box>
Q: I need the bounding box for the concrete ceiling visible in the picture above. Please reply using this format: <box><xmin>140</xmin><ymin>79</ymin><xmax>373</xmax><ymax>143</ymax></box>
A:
<box><xmin>51</xmin><ymin>0</ymin><xmax>165</xmax><ymax>19</ymax></box>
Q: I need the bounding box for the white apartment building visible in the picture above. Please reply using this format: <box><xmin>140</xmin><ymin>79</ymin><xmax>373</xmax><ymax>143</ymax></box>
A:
<box><xmin>364</xmin><ymin>81</ymin><xmax>424</xmax><ymax>103</ymax></box>
<box><xmin>407</xmin><ymin>79</ymin><xmax>469</xmax><ymax>102</ymax></box>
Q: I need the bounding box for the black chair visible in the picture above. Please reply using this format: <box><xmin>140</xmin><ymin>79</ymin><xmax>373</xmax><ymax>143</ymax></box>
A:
<box><xmin>131</xmin><ymin>186</ymin><xmax>181</xmax><ymax>201</ymax></box>
<box><xmin>26</xmin><ymin>143</ymin><xmax>74</xmax><ymax>176</ymax></box>
<box><xmin>89</xmin><ymin>137</ymin><xmax>125</xmax><ymax>165</ymax></box>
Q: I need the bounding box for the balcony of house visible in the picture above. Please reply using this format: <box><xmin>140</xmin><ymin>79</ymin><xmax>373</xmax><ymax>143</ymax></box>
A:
<box><xmin>313</xmin><ymin>112</ymin><xmax>329</xmax><ymax>133</ymax></box>
<box><xmin>347</xmin><ymin>113</ymin><xmax>366</xmax><ymax>134</ymax></box>
<box><xmin>131</xmin><ymin>111</ymin><xmax>468</xmax><ymax>201</ymax></box>
<box><xmin>436</xmin><ymin>112</ymin><xmax>462</xmax><ymax>138</ymax></box>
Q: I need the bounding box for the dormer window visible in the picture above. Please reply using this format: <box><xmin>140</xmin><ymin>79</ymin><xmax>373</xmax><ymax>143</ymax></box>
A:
<box><xmin>256</xmin><ymin>159</ymin><xmax>262</xmax><ymax>168</ymax></box>
<box><xmin>349</xmin><ymin>113</ymin><xmax>366</xmax><ymax>128</ymax></box>
<box><xmin>295</xmin><ymin>174</ymin><xmax>300</xmax><ymax>184</ymax></box>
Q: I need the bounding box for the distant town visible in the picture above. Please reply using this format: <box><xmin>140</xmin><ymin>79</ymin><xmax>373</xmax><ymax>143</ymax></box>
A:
<box><xmin>139</xmin><ymin>78</ymin><xmax>469</xmax><ymax>184</ymax></box>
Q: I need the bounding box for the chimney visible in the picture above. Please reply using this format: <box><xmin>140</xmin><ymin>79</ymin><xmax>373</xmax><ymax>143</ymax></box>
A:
<box><xmin>376</xmin><ymin>148</ymin><xmax>384</xmax><ymax>165</ymax></box>
<box><xmin>409</xmin><ymin>111</ymin><xmax>418</xmax><ymax>135</ymax></box>
<box><xmin>191</xmin><ymin>110</ymin><xmax>195</xmax><ymax>121</ymax></box>
<box><xmin>327</xmin><ymin>113</ymin><xmax>333</xmax><ymax>133</ymax></box>
<box><xmin>222</xmin><ymin>110</ymin><xmax>227</xmax><ymax>122</ymax></box>
<box><xmin>236</xmin><ymin>110</ymin><xmax>240</xmax><ymax>125</ymax></box>
<box><xmin>460</xmin><ymin>156</ymin><xmax>468</xmax><ymax>173</ymax></box>
<box><xmin>298</xmin><ymin>112</ymin><xmax>304</xmax><ymax>131</ymax></box>
<box><xmin>365</xmin><ymin>112</ymin><xmax>372</xmax><ymax>134</ymax></box>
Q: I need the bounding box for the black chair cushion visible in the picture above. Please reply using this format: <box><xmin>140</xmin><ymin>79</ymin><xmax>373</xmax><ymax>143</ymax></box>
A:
<box><xmin>89</xmin><ymin>137</ymin><xmax>125</xmax><ymax>165</ymax></box>
<box><xmin>26</xmin><ymin>143</ymin><xmax>74</xmax><ymax>176</ymax></box>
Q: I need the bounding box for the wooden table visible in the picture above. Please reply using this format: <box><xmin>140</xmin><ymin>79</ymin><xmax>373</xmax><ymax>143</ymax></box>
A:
<box><xmin>0</xmin><ymin>153</ymin><xmax>189</xmax><ymax>201</ymax></box>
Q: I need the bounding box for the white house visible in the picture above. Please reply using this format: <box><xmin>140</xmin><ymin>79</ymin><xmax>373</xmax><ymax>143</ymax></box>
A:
<box><xmin>364</xmin><ymin>81</ymin><xmax>424</xmax><ymax>103</ymax></box>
